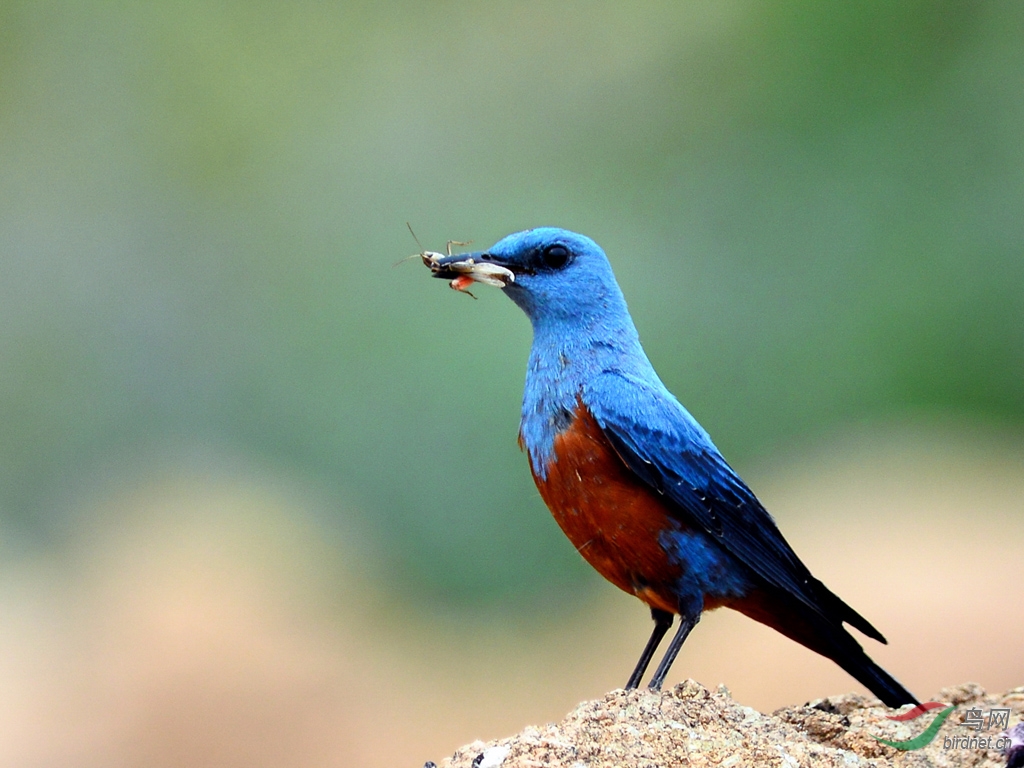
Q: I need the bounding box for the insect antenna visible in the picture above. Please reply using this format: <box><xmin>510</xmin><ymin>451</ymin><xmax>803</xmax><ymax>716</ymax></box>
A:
<box><xmin>393</xmin><ymin>222</ymin><xmax>427</xmax><ymax>267</ymax></box>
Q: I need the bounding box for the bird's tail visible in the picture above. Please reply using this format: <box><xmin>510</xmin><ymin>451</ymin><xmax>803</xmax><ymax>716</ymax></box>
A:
<box><xmin>835</xmin><ymin>645</ymin><xmax>920</xmax><ymax>710</ymax></box>
<box><xmin>732</xmin><ymin>588</ymin><xmax>919</xmax><ymax>709</ymax></box>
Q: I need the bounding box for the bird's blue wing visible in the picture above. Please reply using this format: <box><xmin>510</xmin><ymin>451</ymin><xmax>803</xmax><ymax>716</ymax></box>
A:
<box><xmin>582</xmin><ymin>370</ymin><xmax>884</xmax><ymax>641</ymax></box>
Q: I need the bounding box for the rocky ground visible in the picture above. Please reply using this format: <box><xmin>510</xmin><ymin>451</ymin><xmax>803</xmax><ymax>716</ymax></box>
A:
<box><xmin>428</xmin><ymin>681</ymin><xmax>1024</xmax><ymax>768</ymax></box>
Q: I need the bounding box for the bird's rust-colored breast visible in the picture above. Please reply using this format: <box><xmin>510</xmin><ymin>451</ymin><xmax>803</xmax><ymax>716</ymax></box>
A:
<box><xmin>528</xmin><ymin>404</ymin><xmax>685</xmax><ymax>614</ymax></box>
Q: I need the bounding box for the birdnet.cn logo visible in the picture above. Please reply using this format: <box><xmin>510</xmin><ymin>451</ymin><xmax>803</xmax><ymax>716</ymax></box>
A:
<box><xmin>872</xmin><ymin>702</ymin><xmax>1013</xmax><ymax>752</ymax></box>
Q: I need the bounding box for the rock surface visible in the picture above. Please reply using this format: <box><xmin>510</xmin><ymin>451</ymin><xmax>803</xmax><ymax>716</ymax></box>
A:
<box><xmin>431</xmin><ymin>681</ymin><xmax>1024</xmax><ymax>768</ymax></box>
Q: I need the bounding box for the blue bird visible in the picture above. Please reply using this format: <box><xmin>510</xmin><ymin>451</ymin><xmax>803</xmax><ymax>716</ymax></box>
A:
<box><xmin>425</xmin><ymin>227</ymin><xmax>918</xmax><ymax>707</ymax></box>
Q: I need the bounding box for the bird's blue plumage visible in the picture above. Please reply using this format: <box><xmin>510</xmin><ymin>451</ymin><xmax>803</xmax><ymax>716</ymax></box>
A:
<box><xmin>492</xmin><ymin>229</ymin><xmax>822</xmax><ymax>617</ymax></box>
<box><xmin>658</xmin><ymin>528</ymin><xmax>751</xmax><ymax>616</ymax></box>
<box><xmin>428</xmin><ymin>226</ymin><xmax>917</xmax><ymax>706</ymax></box>
<box><xmin>583</xmin><ymin>370</ymin><xmax>829</xmax><ymax>623</ymax></box>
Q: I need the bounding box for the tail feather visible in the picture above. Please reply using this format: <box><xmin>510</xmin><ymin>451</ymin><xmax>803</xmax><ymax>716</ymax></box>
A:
<box><xmin>811</xmin><ymin>575</ymin><xmax>887</xmax><ymax>644</ymax></box>
<box><xmin>839</xmin><ymin>647</ymin><xmax>919</xmax><ymax>709</ymax></box>
<box><xmin>731</xmin><ymin>587</ymin><xmax>918</xmax><ymax>708</ymax></box>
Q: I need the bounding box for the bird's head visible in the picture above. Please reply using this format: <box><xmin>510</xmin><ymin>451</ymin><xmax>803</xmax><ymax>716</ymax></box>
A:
<box><xmin>427</xmin><ymin>227</ymin><xmax>628</xmax><ymax>332</ymax></box>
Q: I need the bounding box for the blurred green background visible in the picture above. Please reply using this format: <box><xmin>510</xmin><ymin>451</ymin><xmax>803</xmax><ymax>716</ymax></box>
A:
<box><xmin>1</xmin><ymin>2</ymin><xmax>1023</xmax><ymax>763</ymax></box>
<box><xmin>2</xmin><ymin>0</ymin><xmax>1020</xmax><ymax>603</ymax></box>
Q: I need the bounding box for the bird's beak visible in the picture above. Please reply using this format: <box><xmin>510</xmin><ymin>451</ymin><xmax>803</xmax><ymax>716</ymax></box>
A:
<box><xmin>422</xmin><ymin>251</ymin><xmax>515</xmax><ymax>290</ymax></box>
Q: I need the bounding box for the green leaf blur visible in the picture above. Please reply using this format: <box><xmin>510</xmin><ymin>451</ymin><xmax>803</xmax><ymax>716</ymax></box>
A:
<box><xmin>0</xmin><ymin>1</ymin><xmax>1021</xmax><ymax>610</ymax></box>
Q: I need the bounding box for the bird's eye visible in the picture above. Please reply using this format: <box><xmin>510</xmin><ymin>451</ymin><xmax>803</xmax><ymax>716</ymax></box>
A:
<box><xmin>541</xmin><ymin>244</ymin><xmax>570</xmax><ymax>269</ymax></box>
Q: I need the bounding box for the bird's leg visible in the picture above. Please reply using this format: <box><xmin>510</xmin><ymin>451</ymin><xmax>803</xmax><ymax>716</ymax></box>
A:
<box><xmin>647</xmin><ymin>611</ymin><xmax>701</xmax><ymax>690</ymax></box>
<box><xmin>625</xmin><ymin>608</ymin><xmax>673</xmax><ymax>689</ymax></box>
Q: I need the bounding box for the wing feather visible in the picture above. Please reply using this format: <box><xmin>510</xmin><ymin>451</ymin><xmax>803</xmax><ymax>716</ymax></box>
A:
<box><xmin>583</xmin><ymin>370</ymin><xmax>884</xmax><ymax>642</ymax></box>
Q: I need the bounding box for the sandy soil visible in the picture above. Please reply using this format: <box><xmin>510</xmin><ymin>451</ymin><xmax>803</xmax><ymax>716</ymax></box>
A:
<box><xmin>434</xmin><ymin>681</ymin><xmax>1024</xmax><ymax>768</ymax></box>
